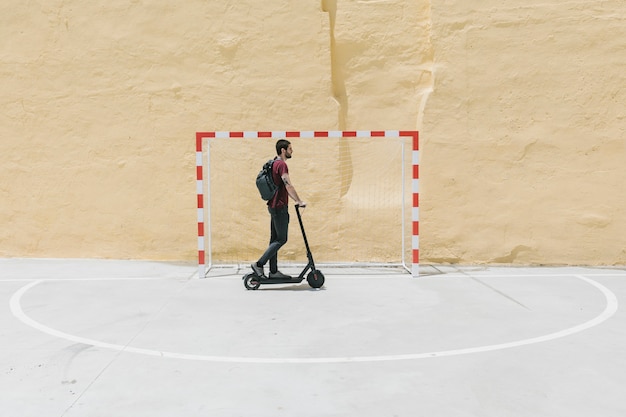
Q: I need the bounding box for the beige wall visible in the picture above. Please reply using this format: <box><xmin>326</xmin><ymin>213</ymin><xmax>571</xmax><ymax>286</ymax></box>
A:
<box><xmin>1</xmin><ymin>1</ymin><xmax>624</xmax><ymax>265</ymax></box>
<box><xmin>425</xmin><ymin>1</ymin><xmax>625</xmax><ymax>264</ymax></box>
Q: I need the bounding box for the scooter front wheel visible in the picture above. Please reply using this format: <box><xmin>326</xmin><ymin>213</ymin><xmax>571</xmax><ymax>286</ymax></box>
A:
<box><xmin>307</xmin><ymin>270</ymin><xmax>325</xmax><ymax>289</ymax></box>
<box><xmin>243</xmin><ymin>273</ymin><xmax>261</xmax><ymax>290</ymax></box>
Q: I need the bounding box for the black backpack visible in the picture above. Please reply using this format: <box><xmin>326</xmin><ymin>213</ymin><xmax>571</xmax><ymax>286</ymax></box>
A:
<box><xmin>256</xmin><ymin>158</ymin><xmax>278</xmax><ymax>201</ymax></box>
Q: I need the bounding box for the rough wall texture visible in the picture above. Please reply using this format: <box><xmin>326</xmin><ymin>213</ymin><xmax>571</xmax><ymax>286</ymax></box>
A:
<box><xmin>1</xmin><ymin>1</ymin><xmax>624</xmax><ymax>265</ymax></box>
<box><xmin>424</xmin><ymin>1</ymin><xmax>626</xmax><ymax>264</ymax></box>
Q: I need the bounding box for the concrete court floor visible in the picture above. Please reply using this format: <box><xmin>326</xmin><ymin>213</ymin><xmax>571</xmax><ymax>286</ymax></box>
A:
<box><xmin>1</xmin><ymin>258</ymin><xmax>625</xmax><ymax>417</ymax></box>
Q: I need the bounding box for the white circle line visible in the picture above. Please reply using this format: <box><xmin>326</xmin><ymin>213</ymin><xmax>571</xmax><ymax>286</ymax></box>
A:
<box><xmin>9</xmin><ymin>275</ymin><xmax>619</xmax><ymax>364</ymax></box>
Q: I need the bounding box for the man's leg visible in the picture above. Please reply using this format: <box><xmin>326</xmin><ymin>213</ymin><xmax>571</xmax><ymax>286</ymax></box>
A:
<box><xmin>268</xmin><ymin>208</ymin><xmax>289</xmax><ymax>273</ymax></box>
<box><xmin>254</xmin><ymin>207</ymin><xmax>289</xmax><ymax>275</ymax></box>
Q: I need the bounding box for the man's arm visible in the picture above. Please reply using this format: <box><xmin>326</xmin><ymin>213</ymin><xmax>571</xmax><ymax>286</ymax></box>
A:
<box><xmin>281</xmin><ymin>173</ymin><xmax>305</xmax><ymax>206</ymax></box>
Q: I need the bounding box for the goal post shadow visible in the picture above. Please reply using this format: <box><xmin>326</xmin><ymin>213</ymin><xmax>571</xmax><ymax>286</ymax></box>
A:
<box><xmin>195</xmin><ymin>130</ymin><xmax>419</xmax><ymax>278</ymax></box>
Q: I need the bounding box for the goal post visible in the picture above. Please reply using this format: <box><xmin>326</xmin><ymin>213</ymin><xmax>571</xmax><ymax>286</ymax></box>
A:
<box><xmin>195</xmin><ymin>130</ymin><xmax>419</xmax><ymax>278</ymax></box>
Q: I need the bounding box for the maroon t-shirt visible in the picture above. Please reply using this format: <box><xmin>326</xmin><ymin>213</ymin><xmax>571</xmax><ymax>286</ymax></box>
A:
<box><xmin>269</xmin><ymin>159</ymin><xmax>289</xmax><ymax>208</ymax></box>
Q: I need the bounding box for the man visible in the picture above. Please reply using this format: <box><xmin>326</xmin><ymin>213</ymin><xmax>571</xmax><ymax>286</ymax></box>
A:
<box><xmin>251</xmin><ymin>139</ymin><xmax>306</xmax><ymax>279</ymax></box>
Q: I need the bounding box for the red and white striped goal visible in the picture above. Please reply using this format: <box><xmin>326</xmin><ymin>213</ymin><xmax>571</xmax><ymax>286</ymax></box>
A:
<box><xmin>195</xmin><ymin>130</ymin><xmax>419</xmax><ymax>277</ymax></box>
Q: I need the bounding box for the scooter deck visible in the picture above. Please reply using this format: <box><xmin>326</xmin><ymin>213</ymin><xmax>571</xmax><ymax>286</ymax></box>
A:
<box><xmin>256</xmin><ymin>276</ymin><xmax>304</xmax><ymax>285</ymax></box>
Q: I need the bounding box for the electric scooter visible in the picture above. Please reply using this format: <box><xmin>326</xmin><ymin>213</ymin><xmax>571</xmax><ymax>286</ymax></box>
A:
<box><xmin>243</xmin><ymin>204</ymin><xmax>325</xmax><ymax>290</ymax></box>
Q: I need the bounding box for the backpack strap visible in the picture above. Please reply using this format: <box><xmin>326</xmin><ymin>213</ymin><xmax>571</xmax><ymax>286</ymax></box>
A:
<box><xmin>267</xmin><ymin>157</ymin><xmax>283</xmax><ymax>207</ymax></box>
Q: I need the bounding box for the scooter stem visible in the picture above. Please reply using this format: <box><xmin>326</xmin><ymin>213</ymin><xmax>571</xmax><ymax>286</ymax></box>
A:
<box><xmin>295</xmin><ymin>204</ymin><xmax>314</xmax><ymax>264</ymax></box>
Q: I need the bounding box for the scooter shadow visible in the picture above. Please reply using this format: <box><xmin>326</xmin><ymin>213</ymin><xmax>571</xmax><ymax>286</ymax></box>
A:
<box><xmin>257</xmin><ymin>284</ymin><xmax>326</xmax><ymax>292</ymax></box>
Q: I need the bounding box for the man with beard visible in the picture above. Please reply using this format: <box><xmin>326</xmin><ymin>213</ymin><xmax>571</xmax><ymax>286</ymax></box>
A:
<box><xmin>251</xmin><ymin>139</ymin><xmax>306</xmax><ymax>279</ymax></box>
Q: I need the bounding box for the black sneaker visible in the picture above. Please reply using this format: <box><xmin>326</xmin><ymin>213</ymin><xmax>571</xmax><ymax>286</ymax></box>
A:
<box><xmin>269</xmin><ymin>271</ymin><xmax>292</xmax><ymax>280</ymax></box>
<box><xmin>251</xmin><ymin>263</ymin><xmax>265</xmax><ymax>278</ymax></box>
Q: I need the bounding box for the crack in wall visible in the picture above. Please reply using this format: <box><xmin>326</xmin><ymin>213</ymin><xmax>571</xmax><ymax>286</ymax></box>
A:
<box><xmin>417</xmin><ymin>2</ymin><xmax>436</xmax><ymax>130</ymax></box>
<box><xmin>321</xmin><ymin>0</ymin><xmax>348</xmax><ymax>130</ymax></box>
<box><xmin>321</xmin><ymin>1</ymin><xmax>436</xmax><ymax>196</ymax></box>
<box><xmin>322</xmin><ymin>0</ymin><xmax>436</xmax><ymax>131</ymax></box>
<box><xmin>322</xmin><ymin>0</ymin><xmax>352</xmax><ymax>197</ymax></box>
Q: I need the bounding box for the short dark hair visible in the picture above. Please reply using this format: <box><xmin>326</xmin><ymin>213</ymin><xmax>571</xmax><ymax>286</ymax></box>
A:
<box><xmin>276</xmin><ymin>139</ymin><xmax>291</xmax><ymax>155</ymax></box>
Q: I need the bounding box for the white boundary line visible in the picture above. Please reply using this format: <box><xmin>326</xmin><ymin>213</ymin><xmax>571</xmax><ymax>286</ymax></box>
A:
<box><xmin>0</xmin><ymin>277</ymin><xmax>173</xmax><ymax>282</ymax></box>
<box><xmin>8</xmin><ymin>275</ymin><xmax>619</xmax><ymax>364</ymax></box>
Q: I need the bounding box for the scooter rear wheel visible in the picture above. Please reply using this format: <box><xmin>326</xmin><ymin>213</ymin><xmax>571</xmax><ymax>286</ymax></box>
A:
<box><xmin>307</xmin><ymin>270</ymin><xmax>325</xmax><ymax>289</ymax></box>
<box><xmin>243</xmin><ymin>273</ymin><xmax>261</xmax><ymax>290</ymax></box>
